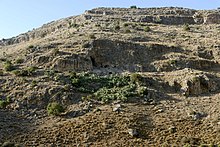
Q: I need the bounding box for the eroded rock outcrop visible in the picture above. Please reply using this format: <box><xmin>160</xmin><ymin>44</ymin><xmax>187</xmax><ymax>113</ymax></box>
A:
<box><xmin>181</xmin><ymin>74</ymin><xmax>218</xmax><ymax>96</ymax></box>
<box><xmin>52</xmin><ymin>55</ymin><xmax>92</xmax><ymax>71</ymax></box>
<box><xmin>88</xmin><ymin>39</ymin><xmax>181</xmax><ymax>72</ymax></box>
<box><xmin>204</xmin><ymin>12</ymin><xmax>220</xmax><ymax>24</ymax></box>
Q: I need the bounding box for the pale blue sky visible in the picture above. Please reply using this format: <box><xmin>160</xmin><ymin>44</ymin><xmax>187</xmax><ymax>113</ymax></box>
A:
<box><xmin>0</xmin><ymin>0</ymin><xmax>219</xmax><ymax>39</ymax></box>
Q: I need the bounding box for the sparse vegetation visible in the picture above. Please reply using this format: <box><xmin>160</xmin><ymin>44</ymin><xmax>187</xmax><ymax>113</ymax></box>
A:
<box><xmin>0</xmin><ymin>70</ymin><xmax>4</xmax><ymax>76</ymax></box>
<box><xmin>144</xmin><ymin>26</ymin><xmax>151</xmax><ymax>32</ymax></box>
<box><xmin>89</xmin><ymin>34</ymin><xmax>96</xmax><ymax>39</ymax></box>
<box><xmin>52</xmin><ymin>48</ymin><xmax>59</xmax><ymax>56</ymax></box>
<box><xmin>13</xmin><ymin>66</ymin><xmax>37</xmax><ymax>76</ymax></box>
<box><xmin>68</xmin><ymin>22</ymin><xmax>79</xmax><ymax>28</ymax></box>
<box><xmin>130</xmin><ymin>73</ymin><xmax>140</xmax><ymax>84</ymax></box>
<box><xmin>130</xmin><ymin>5</ymin><xmax>137</xmax><ymax>9</ymax></box>
<box><xmin>28</xmin><ymin>45</ymin><xmax>34</xmax><ymax>49</ymax></box>
<box><xmin>0</xmin><ymin>100</ymin><xmax>8</xmax><ymax>108</ymax></box>
<box><xmin>15</xmin><ymin>58</ymin><xmax>24</xmax><ymax>64</ymax></box>
<box><xmin>183</xmin><ymin>24</ymin><xmax>190</xmax><ymax>31</ymax></box>
<box><xmin>125</xmin><ymin>29</ymin><xmax>131</xmax><ymax>33</ymax></box>
<box><xmin>70</xmin><ymin>73</ymin><xmax>146</xmax><ymax>103</ymax></box>
<box><xmin>0</xmin><ymin>98</ymin><xmax>10</xmax><ymax>109</ymax></box>
<box><xmin>12</xmin><ymin>69</ymin><xmax>28</xmax><ymax>76</ymax></box>
<box><xmin>3</xmin><ymin>61</ymin><xmax>15</xmax><ymax>71</ymax></box>
<box><xmin>114</xmin><ymin>25</ymin><xmax>120</xmax><ymax>31</ymax></box>
<box><xmin>47</xmin><ymin>102</ymin><xmax>64</xmax><ymax>116</ymax></box>
<box><xmin>169</xmin><ymin>59</ymin><xmax>177</xmax><ymax>65</ymax></box>
<box><xmin>123</xmin><ymin>23</ymin><xmax>130</xmax><ymax>27</ymax></box>
<box><xmin>31</xmin><ymin>80</ymin><xmax>37</xmax><ymax>87</ymax></box>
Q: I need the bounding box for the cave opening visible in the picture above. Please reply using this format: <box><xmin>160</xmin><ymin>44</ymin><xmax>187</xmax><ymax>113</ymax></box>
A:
<box><xmin>90</xmin><ymin>56</ymin><xmax>97</xmax><ymax>67</ymax></box>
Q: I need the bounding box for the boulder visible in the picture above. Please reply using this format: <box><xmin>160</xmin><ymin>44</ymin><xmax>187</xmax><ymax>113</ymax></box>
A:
<box><xmin>181</xmin><ymin>74</ymin><xmax>217</xmax><ymax>96</ymax></box>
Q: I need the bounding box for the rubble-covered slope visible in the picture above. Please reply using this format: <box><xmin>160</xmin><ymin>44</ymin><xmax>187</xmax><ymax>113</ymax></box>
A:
<box><xmin>1</xmin><ymin>7</ymin><xmax>220</xmax><ymax>146</ymax></box>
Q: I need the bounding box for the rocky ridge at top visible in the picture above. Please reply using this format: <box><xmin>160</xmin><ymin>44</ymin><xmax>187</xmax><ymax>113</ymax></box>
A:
<box><xmin>1</xmin><ymin>7</ymin><xmax>220</xmax><ymax>46</ymax></box>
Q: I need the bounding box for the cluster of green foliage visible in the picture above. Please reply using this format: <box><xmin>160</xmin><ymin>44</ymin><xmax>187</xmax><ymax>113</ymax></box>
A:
<box><xmin>130</xmin><ymin>5</ymin><xmax>137</xmax><ymax>9</ymax></box>
<box><xmin>0</xmin><ymin>97</ymin><xmax>10</xmax><ymax>109</ymax></box>
<box><xmin>28</xmin><ymin>45</ymin><xmax>34</xmax><ymax>49</ymax></box>
<box><xmin>88</xmin><ymin>34</ymin><xmax>96</xmax><ymax>39</ymax></box>
<box><xmin>144</xmin><ymin>26</ymin><xmax>151</xmax><ymax>32</ymax></box>
<box><xmin>15</xmin><ymin>58</ymin><xmax>24</xmax><ymax>64</ymax></box>
<box><xmin>52</xmin><ymin>48</ymin><xmax>59</xmax><ymax>56</ymax></box>
<box><xmin>3</xmin><ymin>61</ymin><xmax>15</xmax><ymax>71</ymax></box>
<box><xmin>47</xmin><ymin>102</ymin><xmax>64</xmax><ymax>116</ymax></box>
<box><xmin>123</xmin><ymin>23</ymin><xmax>130</xmax><ymax>27</ymax></box>
<box><xmin>124</xmin><ymin>29</ymin><xmax>131</xmax><ymax>33</ymax></box>
<box><xmin>0</xmin><ymin>70</ymin><xmax>3</xmax><ymax>76</ymax></box>
<box><xmin>168</xmin><ymin>59</ymin><xmax>177</xmax><ymax>65</ymax></box>
<box><xmin>13</xmin><ymin>66</ymin><xmax>37</xmax><ymax>76</ymax></box>
<box><xmin>70</xmin><ymin>72</ymin><xmax>148</xmax><ymax>103</ymax></box>
<box><xmin>68</xmin><ymin>22</ymin><xmax>79</xmax><ymax>28</ymax></box>
<box><xmin>94</xmin><ymin>84</ymin><xmax>136</xmax><ymax>102</ymax></box>
<box><xmin>114</xmin><ymin>25</ymin><xmax>120</xmax><ymax>31</ymax></box>
<box><xmin>183</xmin><ymin>24</ymin><xmax>190</xmax><ymax>31</ymax></box>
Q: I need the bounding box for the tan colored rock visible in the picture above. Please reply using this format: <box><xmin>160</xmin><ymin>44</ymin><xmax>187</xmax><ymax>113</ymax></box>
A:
<box><xmin>204</xmin><ymin>12</ymin><xmax>220</xmax><ymax>24</ymax></box>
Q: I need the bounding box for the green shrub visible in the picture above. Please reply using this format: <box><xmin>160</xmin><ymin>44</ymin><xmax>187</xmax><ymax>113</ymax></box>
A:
<box><xmin>94</xmin><ymin>84</ymin><xmax>136</xmax><ymax>103</ymax></box>
<box><xmin>0</xmin><ymin>98</ymin><xmax>10</xmax><ymax>109</ymax></box>
<box><xmin>169</xmin><ymin>60</ymin><xmax>177</xmax><ymax>65</ymax></box>
<box><xmin>130</xmin><ymin>73</ymin><xmax>140</xmax><ymax>83</ymax></box>
<box><xmin>0</xmin><ymin>100</ymin><xmax>7</xmax><ymax>108</ymax></box>
<box><xmin>44</xmin><ymin>69</ymin><xmax>56</xmax><ymax>77</ymax></box>
<box><xmin>12</xmin><ymin>69</ymin><xmax>27</xmax><ymax>76</ymax></box>
<box><xmin>52</xmin><ymin>48</ymin><xmax>59</xmax><ymax>56</ymax></box>
<box><xmin>137</xmin><ymin>86</ymin><xmax>148</xmax><ymax>96</ymax></box>
<box><xmin>123</xmin><ymin>23</ymin><xmax>130</xmax><ymax>27</ymax></box>
<box><xmin>89</xmin><ymin>34</ymin><xmax>96</xmax><ymax>39</ymax></box>
<box><xmin>130</xmin><ymin>5</ymin><xmax>137</xmax><ymax>9</ymax></box>
<box><xmin>125</xmin><ymin>29</ymin><xmax>131</xmax><ymax>33</ymax></box>
<box><xmin>3</xmin><ymin>61</ymin><xmax>14</xmax><ymax>71</ymax></box>
<box><xmin>31</xmin><ymin>80</ymin><xmax>37</xmax><ymax>87</ymax></box>
<box><xmin>0</xmin><ymin>70</ymin><xmax>4</xmax><ymax>76</ymax></box>
<box><xmin>12</xmin><ymin>66</ymin><xmax>37</xmax><ymax>76</ymax></box>
<box><xmin>144</xmin><ymin>26</ymin><xmax>151</xmax><ymax>32</ymax></box>
<box><xmin>183</xmin><ymin>24</ymin><xmax>190</xmax><ymax>31</ymax></box>
<box><xmin>69</xmin><ymin>73</ymin><xmax>146</xmax><ymax>103</ymax></box>
<box><xmin>26</xmin><ymin>66</ymin><xmax>37</xmax><ymax>74</ymax></box>
<box><xmin>47</xmin><ymin>102</ymin><xmax>64</xmax><ymax>116</ymax></box>
<box><xmin>28</xmin><ymin>45</ymin><xmax>34</xmax><ymax>49</ymax></box>
<box><xmin>114</xmin><ymin>25</ymin><xmax>120</xmax><ymax>31</ymax></box>
<box><xmin>15</xmin><ymin>58</ymin><xmax>24</xmax><ymax>64</ymax></box>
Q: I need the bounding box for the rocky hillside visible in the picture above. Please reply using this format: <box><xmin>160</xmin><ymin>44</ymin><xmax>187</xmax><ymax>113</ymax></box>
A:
<box><xmin>1</xmin><ymin>7</ymin><xmax>220</xmax><ymax>146</ymax></box>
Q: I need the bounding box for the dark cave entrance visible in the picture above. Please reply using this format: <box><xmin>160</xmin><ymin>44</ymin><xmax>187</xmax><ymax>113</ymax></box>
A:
<box><xmin>90</xmin><ymin>56</ymin><xmax>97</xmax><ymax>67</ymax></box>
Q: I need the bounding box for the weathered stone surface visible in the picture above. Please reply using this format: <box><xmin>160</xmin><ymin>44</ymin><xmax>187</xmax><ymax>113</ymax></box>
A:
<box><xmin>51</xmin><ymin>55</ymin><xmax>92</xmax><ymax>71</ymax></box>
<box><xmin>181</xmin><ymin>74</ymin><xmax>217</xmax><ymax>96</ymax></box>
<box><xmin>204</xmin><ymin>12</ymin><xmax>220</xmax><ymax>24</ymax></box>
<box><xmin>88</xmin><ymin>39</ymin><xmax>179</xmax><ymax>72</ymax></box>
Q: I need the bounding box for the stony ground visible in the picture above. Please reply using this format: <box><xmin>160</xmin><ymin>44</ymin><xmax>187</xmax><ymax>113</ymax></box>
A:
<box><xmin>1</xmin><ymin>7</ymin><xmax>220</xmax><ymax>146</ymax></box>
<box><xmin>2</xmin><ymin>92</ymin><xmax>220</xmax><ymax>146</ymax></box>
